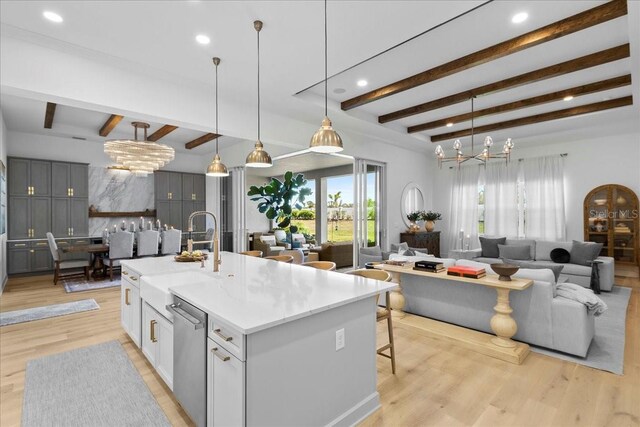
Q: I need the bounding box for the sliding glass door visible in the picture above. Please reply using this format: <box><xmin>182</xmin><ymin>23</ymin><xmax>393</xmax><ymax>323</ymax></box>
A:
<box><xmin>353</xmin><ymin>159</ymin><xmax>386</xmax><ymax>265</ymax></box>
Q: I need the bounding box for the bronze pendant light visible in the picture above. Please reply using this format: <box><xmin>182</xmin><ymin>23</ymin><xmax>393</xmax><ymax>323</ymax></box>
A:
<box><xmin>245</xmin><ymin>20</ymin><xmax>273</xmax><ymax>168</ymax></box>
<box><xmin>207</xmin><ymin>57</ymin><xmax>229</xmax><ymax>177</ymax></box>
<box><xmin>309</xmin><ymin>0</ymin><xmax>343</xmax><ymax>153</ymax></box>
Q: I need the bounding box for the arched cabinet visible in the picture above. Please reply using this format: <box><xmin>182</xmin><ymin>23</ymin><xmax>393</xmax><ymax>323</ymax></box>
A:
<box><xmin>584</xmin><ymin>184</ymin><xmax>639</xmax><ymax>266</ymax></box>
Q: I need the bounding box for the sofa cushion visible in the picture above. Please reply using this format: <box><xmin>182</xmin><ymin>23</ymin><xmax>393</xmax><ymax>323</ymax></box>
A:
<box><xmin>505</xmin><ymin>238</ymin><xmax>536</xmax><ymax>260</ymax></box>
<box><xmin>479</xmin><ymin>237</ymin><xmax>506</xmax><ymax>258</ymax></box>
<box><xmin>259</xmin><ymin>235</ymin><xmax>276</xmax><ymax>246</ymax></box>
<box><xmin>570</xmin><ymin>240</ymin><xmax>603</xmax><ymax>266</ymax></box>
<box><xmin>291</xmin><ymin>233</ymin><xmax>306</xmax><ymax>243</ymax></box>
<box><xmin>391</xmin><ymin>242</ymin><xmax>409</xmax><ymax>254</ymax></box>
<box><xmin>550</xmin><ymin>248</ymin><xmax>571</xmax><ymax>263</ymax></box>
<box><xmin>403</xmin><ymin>249</ymin><xmax>428</xmax><ymax>256</ymax></box>
<box><xmin>360</xmin><ymin>246</ymin><xmax>382</xmax><ymax>257</ymax></box>
<box><xmin>536</xmin><ymin>240</ymin><xmax>572</xmax><ymax>261</ymax></box>
<box><xmin>503</xmin><ymin>259</ymin><xmax>563</xmax><ymax>283</ymax></box>
<box><xmin>528</xmin><ymin>260</ymin><xmax>591</xmax><ymax>277</ymax></box>
<box><xmin>474</xmin><ymin>256</ymin><xmax>501</xmax><ymax>264</ymax></box>
<box><xmin>498</xmin><ymin>244</ymin><xmax>531</xmax><ymax>260</ymax></box>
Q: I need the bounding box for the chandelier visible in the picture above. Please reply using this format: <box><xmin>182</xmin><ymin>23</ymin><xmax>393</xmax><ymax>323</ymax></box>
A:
<box><xmin>434</xmin><ymin>97</ymin><xmax>514</xmax><ymax>168</ymax></box>
<box><xmin>104</xmin><ymin>122</ymin><xmax>175</xmax><ymax>176</ymax></box>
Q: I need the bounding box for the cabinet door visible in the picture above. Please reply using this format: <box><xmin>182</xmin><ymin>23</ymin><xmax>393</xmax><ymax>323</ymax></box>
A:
<box><xmin>130</xmin><ymin>285</ymin><xmax>141</xmax><ymax>347</ymax></box>
<box><xmin>169</xmin><ymin>172</ymin><xmax>182</xmax><ymax>201</ymax></box>
<box><xmin>208</xmin><ymin>339</ymin><xmax>245</xmax><ymax>427</ymax></box>
<box><xmin>8</xmin><ymin>158</ymin><xmax>30</xmax><ymax>196</ymax></box>
<box><xmin>30</xmin><ymin>160</ymin><xmax>51</xmax><ymax>197</ymax></box>
<box><xmin>182</xmin><ymin>174</ymin><xmax>194</xmax><ymax>201</ymax></box>
<box><xmin>8</xmin><ymin>248</ymin><xmax>30</xmax><ymax>274</ymax></box>
<box><xmin>193</xmin><ymin>174</ymin><xmax>206</xmax><ymax>201</ymax></box>
<box><xmin>8</xmin><ymin>196</ymin><xmax>30</xmax><ymax>239</ymax></box>
<box><xmin>70</xmin><ymin>198</ymin><xmax>89</xmax><ymax>237</ymax></box>
<box><xmin>155</xmin><ymin>171</ymin><xmax>170</xmax><ymax>201</ymax></box>
<box><xmin>155</xmin><ymin>315</ymin><xmax>174</xmax><ymax>390</ymax></box>
<box><xmin>169</xmin><ymin>200</ymin><xmax>182</xmax><ymax>230</ymax></box>
<box><xmin>52</xmin><ymin>198</ymin><xmax>70</xmax><ymax>237</ymax></box>
<box><xmin>183</xmin><ymin>201</ymin><xmax>206</xmax><ymax>231</ymax></box>
<box><xmin>70</xmin><ymin>164</ymin><xmax>88</xmax><ymax>198</ymax></box>
<box><xmin>121</xmin><ymin>282</ymin><xmax>132</xmax><ymax>338</ymax></box>
<box><xmin>31</xmin><ymin>197</ymin><xmax>51</xmax><ymax>239</ymax></box>
<box><xmin>156</xmin><ymin>200</ymin><xmax>171</xmax><ymax>228</ymax></box>
<box><xmin>141</xmin><ymin>303</ymin><xmax>157</xmax><ymax>366</ymax></box>
<box><xmin>51</xmin><ymin>162</ymin><xmax>70</xmax><ymax>197</ymax></box>
<box><xmin>31</xmin><ymin>248</ymin><xmax>53</xmax><ymax>272</ymax></box>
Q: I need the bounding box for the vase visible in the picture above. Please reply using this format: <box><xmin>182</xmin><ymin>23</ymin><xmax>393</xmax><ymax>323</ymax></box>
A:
<box><xmin>425</xmin><ymin>221</ymin><xmax>435</xmax><ymax>232</ymax></box>
<box><xmin>408</xmin><ymin>222</ymin><xmax>420</xmax><ymax>233</ymax></box>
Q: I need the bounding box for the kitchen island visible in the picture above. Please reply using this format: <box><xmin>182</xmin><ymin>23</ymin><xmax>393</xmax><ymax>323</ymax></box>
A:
<box><xmin>124</xmin><ymin>252</ymin><xmax>397</xmax><ymax>427</ymax></box>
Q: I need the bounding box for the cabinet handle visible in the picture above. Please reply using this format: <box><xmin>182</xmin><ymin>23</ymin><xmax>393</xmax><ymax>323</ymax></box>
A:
<box><xmin>150</xmin><ymin>320</ymin><xmax>158</xmax><ymax>342</ymax></box>
<box><xmin>71</xmin><ymin>188</ymin><xmax>74</xmax><ymax>197</ymax></box>
<box><xmin>14</xmin><ymin>243</ymin><xmax>26</xmax><ymax>247</ymax></box>
<box><xmin>125</xmin><ymin>288</ymin><xmax>130</xmax><ymax>305</ymax></box>
<box><xmin>211</xmin><ymin>347</ymin><xmax>230</xmax><ymax>362</ymax></box>
<box><xmin>131</xmin><ymin>276</ymin><xmax>137</xmax><ymax>281</ymax></box>
<box><xmin>71</xmin><ymin>228</ymin><xmax>74</xmax><ymax>236</ymax></box>
<box><xmin>36</xmin><ymin>242</ymin><xmax>47</xmax><ymax>246</ymax></box>
<box><xmin>58</xmin><ymin>241</ymin><xmax>68</xmax><ymax>244</ymax></box>
<box><xmin>30</xmin><ymin>249</ymin><xmax>35</xmax><ymax>253</ymax></box>
<box><xmin>122</xmin><ymin>271</ymin><xmax>129</xmax><ymax>276</ymax></box>
<box><xmin>32</xmin><ymin>186</ymin><xmax>35</xmax><ymax>195</ymax></box>
<box><xmin>213</xmin><ymin>328</ymin><xmax>233</xmax><ymax>342</ymax></box>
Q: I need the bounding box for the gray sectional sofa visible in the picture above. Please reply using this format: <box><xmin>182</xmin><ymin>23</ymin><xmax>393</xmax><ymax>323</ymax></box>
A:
<box><xmin>467</xmin><ymin>238</ymin><xmax>615</xmax><ymax>292</ymax></box>
<box><xmin>400</xmin><ymin>257</ymin><xmax>595</xmax><ymax>357</ymax></box>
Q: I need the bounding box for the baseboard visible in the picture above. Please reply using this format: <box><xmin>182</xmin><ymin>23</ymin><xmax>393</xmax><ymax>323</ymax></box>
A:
<box><xmin>328</xmin><ymin>392</ymin><xmax>380</xmax><ymax>427</ymax></box>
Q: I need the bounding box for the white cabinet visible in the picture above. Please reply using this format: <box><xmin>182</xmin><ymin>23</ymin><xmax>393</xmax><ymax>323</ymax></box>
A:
<box><xmin>207</xmin><ymin>338</ymin><xmax>245</xmax><ymax>427</ymax></box>
<box><xmin>142</xmin><ymin>302</ymin><xmax>174</xmax><ymax>390</ymax></box>
<box><xmin>121</xmin><ymin>277</ymin><xmax>141</xmax><ymax>347</ymax></box>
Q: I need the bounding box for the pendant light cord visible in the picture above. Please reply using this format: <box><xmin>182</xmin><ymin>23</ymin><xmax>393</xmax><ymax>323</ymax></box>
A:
<box><xmin>324</xmin><ymin>0</ymin><xmax>328</xmax><ymax>117</ymax></box>
<box><xmin>257</xmin><ymin>26</ymin><xmax>261</xmax><ymax>141</ymax></box>
<box><xmin>215</xmin><ymin>61</ymin><xmax>219</xmax><ymax>155</ymax></box>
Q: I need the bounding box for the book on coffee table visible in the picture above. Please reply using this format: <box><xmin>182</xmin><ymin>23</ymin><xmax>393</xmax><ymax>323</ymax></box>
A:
<box><xmin>447</xmin><ymin>266</ymin><xmax>487</xmax><ymax>279</ymax></box>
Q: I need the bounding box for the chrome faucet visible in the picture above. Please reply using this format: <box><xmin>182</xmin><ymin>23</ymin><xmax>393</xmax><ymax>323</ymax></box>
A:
<box><xmin>187</xmin><ymin>211</ymin><xmax>221</xmax><ymax>272</ymax></box>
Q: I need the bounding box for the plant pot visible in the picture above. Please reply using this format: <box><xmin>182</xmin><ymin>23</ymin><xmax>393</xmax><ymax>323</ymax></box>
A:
<box><xmin>408</xmin><ymin>222</ymin><xmax>420</xmax><ymax>233</ymax></box>
<box><xmin>425</xmin><ymin>220</ymin><xmax>435</xmax><ymax>232</ymax></box>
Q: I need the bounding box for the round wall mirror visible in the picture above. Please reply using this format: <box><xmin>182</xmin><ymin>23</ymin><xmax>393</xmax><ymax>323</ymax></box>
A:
<box><xmin>401</xmin><ymin>182</ymin><xmax>425</xmax><ymax>227</ymax></box>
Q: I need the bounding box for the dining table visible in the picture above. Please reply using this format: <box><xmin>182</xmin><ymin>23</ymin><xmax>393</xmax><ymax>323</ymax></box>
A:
<box><xmin>61</xmin><ymin>243</ymin><xmax>109</xmax><ymax>279</ymax></box>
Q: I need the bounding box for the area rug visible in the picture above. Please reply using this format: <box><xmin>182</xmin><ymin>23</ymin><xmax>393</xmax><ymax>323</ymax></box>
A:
<box><xmin>62</xmin><ymin>276</ymin><xmax>121</xmax><ymax>293</ymax></box>
<box><xmin>0</xmin><ymin>299</ymin><xmax>99</xmax><ymax>327</ymax></box>
<box><xmin>531</xmin><ymin>286</ymin><xmax>631</xmax><ymax>375</ymax></box>
<box><xmin>22</xmin><ymin>340</ymin><xmax>171</xmax><ymax>427</ymax></box>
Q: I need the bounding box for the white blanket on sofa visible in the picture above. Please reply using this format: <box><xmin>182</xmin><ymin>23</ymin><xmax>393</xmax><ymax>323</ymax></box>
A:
<box><xmin>556</xmin><ymin>282</ymin><xmax>608</xmax><ymax>316</ymax></box>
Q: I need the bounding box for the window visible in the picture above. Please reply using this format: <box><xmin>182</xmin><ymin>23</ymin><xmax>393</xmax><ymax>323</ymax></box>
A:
<box><xmin>291</xmin><ymin>179</ymin><xmax>316</xmax><ymax>240</ymax></box>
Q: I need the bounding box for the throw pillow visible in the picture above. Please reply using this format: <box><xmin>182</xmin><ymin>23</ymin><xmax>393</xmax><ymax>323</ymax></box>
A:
<box><xmin>391</xmin><ymin>242</ymin><xmax>409</xmax><ymax>254</ymax></box>
<box><xmin>570</xmin><ymin>240</ymin><xmax>603</xmax><ymax>266</ymax></box>
<box><xmin>403</xmin><ymin>249</ymin><xmax>416</xmax><ymax>256</ymax></box>
<box><xmin>550</xmin><ymin>248</ymin><xmax>571</xmax><ymax>263</ymax></box>
<box><xmin>498</xmin><ymin>244</ymin><xmax>531</xmax><ymax>260</ymax></box>
<box><xmin>479</xmin><ymin>237</ymin><xmax>506</xmax><ymax>258</ymax></box>
<box><xmin>502</xmin><ymin>258</ymin><xmax>564</xmax><ymax>283</ymax></box>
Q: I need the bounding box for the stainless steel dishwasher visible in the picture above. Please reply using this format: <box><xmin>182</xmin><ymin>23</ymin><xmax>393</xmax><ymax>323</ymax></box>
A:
<box><xmin>167</xmin><ymin>297</ymin><xmax>207</xmax><ymax>427</ymax></box>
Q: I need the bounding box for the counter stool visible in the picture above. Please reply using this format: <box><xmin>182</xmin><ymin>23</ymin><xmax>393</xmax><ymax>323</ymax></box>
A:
<box><xmin>240</xmin><ymin>250</ymin><xmax>263</xmax><ymax>257</ymax></box>
<box><xmin>265</xmin><ymin>255</ymin><xmax>294</xmax><ymax>263</ymax></box>
<box><xmin>302</xmin><ymin>261</ymin><xmax>336</xmax><ymax>271</ymax></box>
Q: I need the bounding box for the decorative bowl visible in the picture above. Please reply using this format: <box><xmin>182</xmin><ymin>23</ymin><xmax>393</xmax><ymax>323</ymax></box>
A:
<box><xmin>491</xmin><ymin>263</ymin><xmax>520</xmax><ymax>281</ymax></box>
<box><xmin>174</xmin><ymin>253</ymin><xmax>209</xmax><ymax>262</ymax></box>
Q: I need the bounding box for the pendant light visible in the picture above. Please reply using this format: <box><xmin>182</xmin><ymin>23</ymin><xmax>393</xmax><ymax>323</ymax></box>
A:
<box><xmin>245</xmin><ymin>20</ymin><xmax>272</xmax><ymax>168</ymax></box>
<box><xmin>206</xmin><ymin>57</ymin><xmax>229</xmax><ymax>177</ymax></box>
<box><xmin>309</xmin><ymin>0</ymin><xmax>343</xmax><ymax>153</ymax></box>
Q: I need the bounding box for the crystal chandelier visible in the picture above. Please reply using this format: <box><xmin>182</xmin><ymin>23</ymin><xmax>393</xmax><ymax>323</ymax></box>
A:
<box><xmin>104</xmin><ymin>122</ymin><xmax>175</xmax><ymax>176</ymax></box>
<box><xmin>434</xmin><ymin>97</ymin><xmax>514</xmax><ymax>168</ymax></box>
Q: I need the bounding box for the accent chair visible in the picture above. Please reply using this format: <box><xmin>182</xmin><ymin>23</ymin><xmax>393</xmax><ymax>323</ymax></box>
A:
<box><xmin>161</xmin><ymin>229</ymin><xmax>182</xmax><ymax>255</ymax></box>
<box><xmin>102</xmin><ymin>230</ymin><xmax>134</xmax><ymax>281</ymax></box>
<box><xmin>137</xmin><ymin>230</ymin><xmax>159</xmax><ymax>257</ymax></box>
<box><xmin>46</xmin><ymin>232</ymin><xmax>90</xmax><ymax>286</ymax></box>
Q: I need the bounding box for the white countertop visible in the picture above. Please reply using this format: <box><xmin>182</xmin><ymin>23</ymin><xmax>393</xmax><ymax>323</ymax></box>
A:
<box><xmin>140</xmin><ymin>252</ymin><xmax>397</xmax><ymax>335</ymax></box>
<box><xmin>121</xmin><ymin>255</ymin><xmax>211</xmax><ymax>276</ymax></box>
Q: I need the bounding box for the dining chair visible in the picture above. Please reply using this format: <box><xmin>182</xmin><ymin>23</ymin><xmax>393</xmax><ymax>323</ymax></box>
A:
<box><xmin>102</xmin><ymin>230</ymin><xmax>134</xmax><ymax>281</ymax></box>
<box><xmin>137</xmin><ymin>229</ymin><xmax>160</xmax><ymax>257</ymax></box>
<box><xmin>161</xmin><ymin>229</ymin><xmax>182</xmax><ymax>255</ymax></box>
<box><xmin>346</xmin><ymin>269</ymin><xmax>396</xmax><ymax>374</ymax></box>
<box><xmin>281</xmin><ymin>249</ymin><xmax>304</xmax><ymax>264</ymax></box>
<box><xmin>302</xmin><ymin>261</ymin><xmax>336</xmax><ymax>271</ymax></box>
<box><xmin>265</xmin><ymin>255</ymin><xmax>294</xmax><ymax>263</ymax></box>
<box><xmin>240</xmin><ymin>250</ymin><xmax>263</xmax><ymax>257</ymax></box>
<box><xmin>46</xmin><ymin>232</ymin><xmax>90</xmax><ymax>285</ymax></box>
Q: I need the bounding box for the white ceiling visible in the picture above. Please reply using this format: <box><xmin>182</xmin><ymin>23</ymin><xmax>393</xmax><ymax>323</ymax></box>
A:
<box><xmin>248</xmin><ymin>151</ymin><xmax>353</xmax><ymax>178</ymax></box>
<box><xmin>0</xmin><ymin>0</ymin><xmax>638</xmax><ymax>157</ymax></box>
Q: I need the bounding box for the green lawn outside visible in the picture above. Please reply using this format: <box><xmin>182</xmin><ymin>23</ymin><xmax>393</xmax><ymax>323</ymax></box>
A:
<box><xmin>292</xmin><ymin>219</ymin><xmax>376</xmax><ymax>244</ymax></box>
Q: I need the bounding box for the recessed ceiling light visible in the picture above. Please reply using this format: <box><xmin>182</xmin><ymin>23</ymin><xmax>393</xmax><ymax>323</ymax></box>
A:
<box><xmin>511</xmin><ymin>12</ymin><xmax>528</xmax><ymax>24</ymax></box>
<box><xmin>195</xmin><ymin>34</ymin><xmax>210</xmax><ymax>45</ymax></box>
<box><xmin>563</xmin><ymin>95</ymin><xmax>574</xmax><ymax>101</ymax></box>
<box><xmin>333</xmin><ymin>88</ymin><xmax>346</xmax><ymax>94</ymax></box>
<box><xmin>43</xmin><ymin>11</ymin><xmax>63</xmax><ymax>23</ymax></box>
<box><xmin>446</xmin><ymin>122</ymin><xmax>453</xmax><ymax>127</ymax></box>
<box><xmin>357</xmin><ymin>80</ymin><xmax>368</xmax><ymax>87</ymax></box>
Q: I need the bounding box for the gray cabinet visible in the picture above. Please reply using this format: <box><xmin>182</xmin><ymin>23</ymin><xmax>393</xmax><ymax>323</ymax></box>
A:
<box><xmin>52</xmin><ymin>198</ymin><xmax>88</xmax><ymax>237</ymax></box>
<box><xmin>8</xmin><ymin>158</ymin><xmax>51</xmax><ymax>197</ymax></box>
<box><xmin>182</xmin><ymin>201</ymin><xmax>206</xmax><ymax>231</ymax></box>
<box><xmin>7</xmin><ymin>241</ymin><xmax>53</xmax><ymax>275</ymax></box>
<box><xmin>182</xmin><ymin>174</ymin><xmax>206</xmax><ymax>201</ymax></box>
<box><xmin>156</xmin><ymin>200</ymin><xmax>182</xmax><ymax>229</ymax></box>
<box><xmin>52</xmin><ymin>162</ymin><xmax>88</xmax><ymax>198</ymax></box>
<box><xmin>155</xmin><ymin>171</ymin><xmax>205</xmax><ymax>232</ymax></box>
<box><xmin>31</xmin><ymin>197</ymin><xmax>52</xmax><ymax>239</ymax></box>
<box><xmin>155</xmin><ymin>171</ymin><xmax>182</xmax><ymax>201</ymax></box>
<box><xmin>8</xmin><ymin>196</ymin><xmax>50</xmax><ymax>239</ymax></box>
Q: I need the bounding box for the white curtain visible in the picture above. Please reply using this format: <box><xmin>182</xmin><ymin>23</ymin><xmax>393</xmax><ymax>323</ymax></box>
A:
<box><xmin>484</xmin><ymin>161</ymin><xmax>520</xmax><ymax>238</ymax></box>
<box><xmin>229</xmin><ymin>167</ymin><xmax>247</xmax><ymax>252</ymax></box>
<box><xmin>449</xmin><ymin>165</ymin><xmax>482</xmax><ymax>251</ymax></box>
<box><xmin>522</xmin><ymin>156</ymin><xmax>566</xmax><ymax>241</ymax></box>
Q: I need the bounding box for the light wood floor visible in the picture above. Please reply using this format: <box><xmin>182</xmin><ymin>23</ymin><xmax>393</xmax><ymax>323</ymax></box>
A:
<box><xmin>1</xmin><ymin>275</ymin><xmax>638</xmax><ymax>427</ymax></box>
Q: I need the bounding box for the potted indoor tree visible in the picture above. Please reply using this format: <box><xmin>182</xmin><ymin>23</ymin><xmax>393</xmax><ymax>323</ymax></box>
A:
<box><xmin>420</xmin><ymin>210</ymin><xmax>442</xmax><ymax>232</ymax></box>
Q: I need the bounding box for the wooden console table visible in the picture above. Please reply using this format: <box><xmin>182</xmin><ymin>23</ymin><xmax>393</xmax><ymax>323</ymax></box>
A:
<box><xmin>376</xmin><ymin>263</ymin><xmax>533</xmax><ymax>364</ymax></box>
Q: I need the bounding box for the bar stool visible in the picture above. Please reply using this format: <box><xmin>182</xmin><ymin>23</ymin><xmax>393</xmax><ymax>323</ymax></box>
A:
<box><xmin>265</xmin><ymin>255</ymin><xmax>294</xmax><ymax>263</ymax></box>
<box><xmin>302</xmin><ymin>261</ymin><xmax>336</xmax><ymax>271</ymax></box>
<box><xmin>240</xmin><ymin>250</ymin><xmax>263</xmax><ymax>257</ymax></box>
<box><xmin>347</xmin><ymin>269</ymin><xmax>396</xmax><ymax>374</ymax></box>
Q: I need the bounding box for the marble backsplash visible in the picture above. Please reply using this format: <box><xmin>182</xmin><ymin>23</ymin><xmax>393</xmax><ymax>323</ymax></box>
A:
<box><xmin>88</xmin><ymin>167</ymin><xmax>154</xmax><ymax>237</ymax></box>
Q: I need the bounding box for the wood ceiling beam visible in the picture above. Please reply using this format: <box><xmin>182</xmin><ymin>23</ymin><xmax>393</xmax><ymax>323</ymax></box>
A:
<box><xmin>148</xmin><ymin>125</ymin><xmax>178</xmax><ymax>142</ymax></box>
<box><xmin>408</xmin><ymin>74</ymin><xmax>632</xmax><ymax>133</ymax></box>
<box><xmin>44</xmin><ymin>102</ymin><xmax>56</xmax><ymax>129</ymax></box>
<box><xmin>185</xmin><ymin>133</ymin><xmax>221</xmax><ymax>149</ymax></box>
<box><xmin>342</xmin><ymin>0</ymin><xmax>628</xmax><ymax>111</ymax></box>
<box><xmin>99</xmin><ymin>114</ymin><xmax>124</xmax><ymax>137</ymax></box>
<box><xmin>430</xmin><ymin>96</ymin><xmax>633</xmax><ymax>143</ymax></box>
<box><xmin>379</xmin><ymin>44</ymin><xmax>630</xmax><ymax>124</ymax></box>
